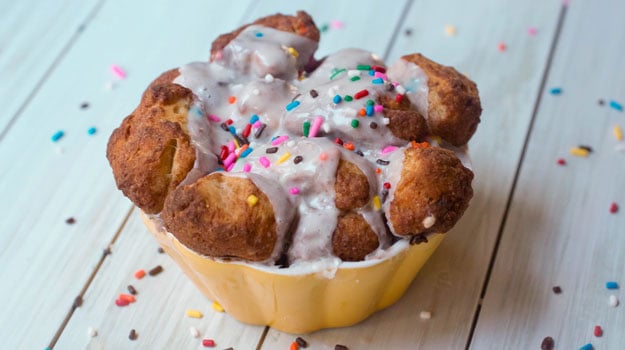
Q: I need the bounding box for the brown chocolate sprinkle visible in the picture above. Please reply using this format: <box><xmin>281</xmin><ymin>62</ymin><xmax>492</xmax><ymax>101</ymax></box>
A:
<box><xmin>335</xmin><ymin>345</ymin><xmax>348</xmax><ymax>350</ymax></box>
<box><xmin>65</xmin><ymin>217</ymin><xmax>76</xmax><ymax>224</ymax></box>
<box><xmin>381</xmin><ymin>189</ymin><xmax>389</xmax><ymax>202</ymax></box>
<box><xmin>404</xmin><ymin>28</ymin><xmax>413</xmax><ymax>36</ymax></box>
<box><xmin>80</xmin><ymin>102</ymin><xmax>90</xmax><ymax>109</ymax></box>
<box><xmin>291</xmin><ymin>93</ymin><xmax>302</xmax><ymax>102</ymax></box>
<box><xmin>102</xmin><ymin>247</ymin><xmax>112</xmax><ymax>256</ymax></box>
<box><xmin>128</xmin><ymin>329</ymin><xmax>138</xmax><ymax>341</ymax></box>
<box><xmin>552</xmin><ymin>286</ymin><xmax>562</xmax><ymax>294</ymax></box>
<box><xmin>354</xmin><ymin>150</ymin><xmax>364</xmax><ymax>157</ymax></box>
<box><xmin>127</xmin><ymin>285</ymin><xmax>137</xmax><ymax>295</ymax></box>
<box><xmin>254</xmin><ymin>123</ymin><xmax>267</xmax><ymax>138</ymax></box>
<box><xmin>376</xmin><ymin>159</ymin><xmax>390</xmax><ymax>165</ymax></box>
<box><xmin>598</xmin><ymin>99</ymin><xmax>605</xmax><ymax>106</ymax></box>
<box><xmin>540</xmin><ymin>336</ymin><xmax>554</xmax><ymax>350</ymax></box>
<box><xmin>309</xmin><ymin>89</ymin><xmax>318</xmax><ymax>98</ymax></box>
<box><xmin>223</xmin><ymin>348</ymin><xmax>234</xmax><ymax>350</ymax></box>
<box><xmin>234</xmin><ymin>134</ymin><xmax>248</xmax><ymax>146</ymax></box>
<box><xmin>385</xmin><ymin>82</ymin><xmax>395</xmax><ymax>91</ymax></box>
<box><xmin>578</xmin><ymin>145</ymin><xmax>593</xmax><ymax>153</ymax></box>
<box><xmin>72</xmin><ymin>295</ymin><xmax>83</xmax><ymax>309</ymax></box>
<box><xmin>266</xmin><ymin>147</ymin><xmax>279</xmax><ymax>154</ymax></box>
<box><xmin>157</xmin><ymin>247</ymin><xmax>164</xmax><ymax>254</ymax></box>
<box><xmin>293</xmin><ymin>155</ymin><xmax>303</xmax><ymax>164</ymax></box>
<box><xmin>370</xmin><ymin>122</ymin><xmax>378</xmax><ymax>129</ymax></box>
<box><xmin>220</xmin><ymin>123</ymin><xmax>229</xmax><ymax>132</ymax></box>
<box><xmin>410</xmin><ymin>234</ymin><xmax>428</xmax><ymax>245</ymax></box>
<box><xmin>148</xmin><ymin>265</ymin><xmax>163</xmax><ymax>276</ymax></box>
<box><xmin>296</xmin><ymin>337</ymin><xmax>308</xmax><ymax>348</ymax></box>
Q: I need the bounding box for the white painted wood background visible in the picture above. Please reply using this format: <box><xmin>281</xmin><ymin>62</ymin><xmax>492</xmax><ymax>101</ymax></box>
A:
<box><xmin>0</xmin><ymin>0</ymin><xmax>623</xmax><ymax>349</ymax></box>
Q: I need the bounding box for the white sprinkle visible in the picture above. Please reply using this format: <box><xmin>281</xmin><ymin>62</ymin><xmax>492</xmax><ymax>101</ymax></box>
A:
<box><xmin>286</xmin><ymin>140</ymin><xmax>296</xmax><ymax>147</ymax></box>
<box><xmin>419</xmin><ymin>311</ymin><xmax>431</xmax><ymax>319</ymax></box>
<box><xmin>609</xmin><ymin>294</ymin><xmax>619</xmax><ymax>307</ymax></box>
<box><xmin>252</xmin><ymin>88</ymin><xmax>260</xmax><ymax>95</ymax></box>
<box><xmin>264</xmin><ymin>74</ymin><xmax>274</xmax><ymax>83</ymax></box>
<box><xmin>87</xmin><ymin>326</ymin><xmax>98</xmax><ymax>337</ymax></box>
<box><xmin>422</xmin><ymin>215</ymin><xmax>436</xmax><ymax>229</ymax></box>
<box><xmin>190</xmin><ymin>326</ymin><xmax>200</xmax><ymax>338</ymax></box>
<box><xmin>382</xmin><ymin>118</ymin><xmax>390</xmax><ymax>125</ymax></box>
<box><xmin>322</xmin><ymin>123</ymin><xmax>331</xmax><ymax>133</ymax></box>
<box><xmin>347</xmin><ymin>70</ymin><xmax>361</xmax><ymax>77</ymax></box>
<box><xmin>395</xmin><ymin>85</ymin><xmax>406</xmax><ymax>95</ymax></box>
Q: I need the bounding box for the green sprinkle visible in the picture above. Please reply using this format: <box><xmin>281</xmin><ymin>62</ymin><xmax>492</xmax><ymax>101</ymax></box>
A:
<box><xmin>351</xmin><ymin>119</ymin><xmax>359</xmax><ymax>128</ymax></box>
<box><xmin>344</xmin><ymin>95</ymin><xmax>353</xmax><ymax>102</ymax></box>
<box><xmin>303</xmin><ymin>120</ymin><xmax>311</xmax><ymax>137</ymax></box>
<box><xmin>350</xmin><ymin>76</ymin><xmax>360</xmax><ymax>82</ymax></box>
<box><xmin>356</xmin><ymin>65</ymin><xmax>371</xmax><ymax>70</ymax></box>
<box><xmin>330</xmin><ymin>68</ymin><xmax>346</xmax><ymax>80</ymax></box>
<box><xmin>320</xmin><ymin>24</ymin><xmax>329</xmax><ymax>33</ymax></box>
<box><xmin>366</xmin><ymin>99</ymin><xmax>374</xmax><ymax>106</ymax></box>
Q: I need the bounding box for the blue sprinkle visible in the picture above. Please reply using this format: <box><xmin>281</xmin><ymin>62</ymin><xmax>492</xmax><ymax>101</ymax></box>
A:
<box><xmin>366</xmin><ymin>105</ymin><xmax>374</xmax><ymax>116</ymax></box>
<box><xmin>333</xmin><ymin>95</ymin><xmax>342</xmax><ymax>104</ymax></box>
<box><xmin>579</xmin><ymin>343</ymin><xmax>593</xmax><ymax>350</ymax></box>
<box><xmin>550</xmin><ymin>87</ymin><xmax>562</xmax><ymax>95</ymax></box>
<box><xmin>606</xmin><ymin>281</ymin><xmax>619</xmax><ymax>289</ymax></box>
<box><xmin>372</xmin><ymin>78</ymin><xmax>384</xmax><ymax>84</ymax></box>
<box><xmin>241</xmin><ymin>147</ymin><xmax>253</xmax><ymax>158</ymax></box>
<box><xmin>87</xmin><ymin>127</ymin><xmax>97</xmax><ymax>135</ymax></box>
<box><xmin>255</xmin><ymin>32</ymin><xmax>263</xmax><ymax>38</ymax></box>
<box><xmin>368</xmin><ymin>70</ymin><xmax>375</xmax><ymax>76</ymax></box>
<box><xmin>215</xmin><ymin>167</ymin><xmax>224</xmax><ymax>172</ymax></box>
<box><xmin>610</xmin><ymin>100</ymin><xmax>623</xmax><ymax>112</ymax></box>
<box><xmin>249</xmin><ymin>114</ymin><xmax>259</xmax><ymax>124</ymax></box>
<box><xmin>285</xmin><ymin>100</ymin><xmax>300</xmax><ymax>111</ymax></box>
<box><xmin>228</xmin><ymin>126</ymin><xmax>236</xmax><ymax>135</ymax></box>
<box><xmin>51</xmin><ymin>130</ymin><xmax>64</xmax><ymax>142</ymax></box>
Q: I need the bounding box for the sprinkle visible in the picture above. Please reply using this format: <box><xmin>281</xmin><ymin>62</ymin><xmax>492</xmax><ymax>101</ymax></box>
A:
<box><xmin>557</xmin><ymin>158</ymin><xmax>566</xmax><ymax>166</ymax></box>
<box><xmin>80</xmin><ymin>102</ymin><xmax>90</xmax><ymax>109</ymax></box>
<box><xmin>347</xmin><ymin>70</ymin><xmax>360</xmax><ymax>77</ymax></box>
<box><xmin>395</xmin><ymin>85</ymin><xmax>406</xmax><ymax>95</ymax></box>
<box><xmin>445</xmin><ymin>24</ymin><xmax>456</xmax><ymax>36</ymax></box>
<box><xmin>370</xmin><ymin>122</ymin><xmax>378</xmax><ymax>129</ymax></box>
<box><xmin>212</xmin><ymin>301</ymin><xmax>225</xmax><ymax>312</ymax></box>
<box><xmin>308</xmin><ymin>89</ymin><xmax>318</xmax><ymax>98</ymax></box>
<box><xmin>372</xmin><ymin>78</ymin><xmax>384</xmax><ymax>84</ymax></box>
<box><xmin>395</xmin><ymin>94</ymin><xmax>404</xmax><ymax>103</ymax></box>
<box><xmin>309</xmin><ymin>116</ymin><xmax>324</xmax><ymax>138</ymax></box>
<box><xmin>541</xmin><ymin>337</ymin><xmax>555</xmax><ymax>350</ymax></box>
<box><xmin>609</xmin><ymin>202</ymin><xmax>619</xmax><ymax>213</ymax></box>
<box><xmin>220</xmin><ymin>123</ymin><xmax>229</xmax><ymax>132</ymax></box>
<box><xmin>85</xmin><ymin>127</ymin><xmax>97</xmax><ymax>135</ymax></box>
<box><xmin>115</xmin><ymin>298</ymin><xmax>129</xmax><ymax>307</ymax></box>
<box><xmin>527</xmin><ymin>27</ymin><xmax>538</xmax><ymax>36</ymax></box>
<box><xmin>570</xmin><ymin>147</ymin><xmax>589</xmax><ymax>157</ymax></box>
<box><xmin>606</xmin><ymin>281</ymin><xmax>619</xmax><ymax>289</ymax></box>
<box><xmin>148</xmin><ymin>265</ymin><xmax>163</xmax><ymax>276</ymax></box>
<box><xmin>372</xmin><ymin>196</ymin><xmax>381</xmax><ymax>210</ymax></box>
<box><xmin>110</xmin><ymin>64</ymin><xmax>126</xmax><ymax>79</ymax></box>
<box><xmin>277</xmin><ymin>152</ymin><xmax>291</xmax><ymax>164</ymax></box>
<box><xmin>335</xmin><ymin>345</ymin><xmax>348</xmax><ymax>350</ymax></box>
<box><xmin>65</xmin><ymin>217</ymin><xmax>76</xmax><ymax>224</ymax></box>
<box><xmin>419</xmin><ymin>311</ymin><xmax>431</xmax><ymax>319</ymax></box>
<box><xmin>240</xmin><ymin>147</ymin><xmax>253</xmax><ymax>158</ymax></box>
<box><xmin>289</xmin><ymin>187</ymin><xmax>300</xmax><ymax>195</ymax></box>
<box><xmin>157</xmin><ymin>247</ymin><xmax>164</xmax><ymax>254</ymax></box>
<box><xmin>223</xmin><ymin>153</ymin><xmax>237</xmax><ymax>168</ymax></box>
<box><xmin>286</xmin><ymin>100</ymin><xmax>300</xmax><ymax>111</ymax></box>
<box><xmin>330</xmin><ymin>68</ymin><xmax>347</xmax><ymax>80</ymax></box>
<box><xmin>264</xmin><ymin>74</ymin><xmax>274</xmax><ymax>83</ymax></box>
<box><xmin>127</xmin><ymin>285</ymin><xmax>137</xmax><ymax>295</ymax></box>
<box><xmin>319</xmin><ymin>153</ymin><xmax>328</xmax><ymax>160</ymax></box>
<box><xmin>372</xmin><ymin>65</ymin><xmax>386</xmax><ymax>73</ymax></box>
<box><xmin>243</xmin><ymin>163</ymin><xmax>252</xmax><ymax>172</ymax></box>
<box><xmin>248</xmin><ymin>115</ymin><xmax>259</xmax><ymax>125</ymax></box>
<box><xmin>295</xmin><ymin>337</ymin><xmax>308</xmax><ymax>348</ymax></box>
<box><xmin>382</xmin><ymin>146</ymin><xmax>398</xmax><ymax>154</ymax></box>
<box><xmin>330</xmin><ymin>20</ymin><xmax>344</xmax><ymax>29</ymax></box>
<box><xmin>404</xmin><ymin>28</ymin><xmax>412</xmax><ymax>36</ymax></box>
<box><xmin>343</xmin><ymin>142</ymin><xmax>355</xmax><ymax>151</ymax></box>
<box><xmin>286</xmin><ymin>47</ymin><xmax>299</xmax><ymax>58</ymax></box>
<box><xmin>290</xmin><ymin>342</ymin><xmax>299</xmax><ymax>350</ymax></box>
<box><xmin>247</xmin><ymin>195</ymin><xmax>258</xmax><ymax>207</ymax></box>
<box><xmin>271</xmin><ymin>135</ymin><xmax>289</xmax><ymax>146</ymax></box>
<box><xmin>356</xmin><ymin>65</ymin><xmax>371</xmax><ymax>70</ymax></box>
<box><xmin>202</xmin><ymin>339</ymin><xmax>216</xmax><ymax>347</ymax></box>
<box><xmin>134</xmin><ymin>269</ymin><xmax>146</xmax><ymax>279</ymax></box>
<box><xmin>241</xmin><ymin>124</ymin><xmax>252</xmax><ymax>138</ymax></box>
<box><xmin>87</xmin><ymin>326</ymin><xmax>97</xmax><ymax>337</ymax></box>
<box><xmin>497</xmin><ymin>42</ymin><xmax>507</xmax><ymax>52</ymax></box>
<box><xmin>265</xmin><ymin>147</ymin><xmax>278</xmax><ymax>154</ymax></box>
<box><xmin>228</xmin><ymin>96</ymin><xmax>236</xmax><ymax>104</ymax></box>
<box><xmin>255</xmin><ymin>31</ymin><xmax>263</xmax><ymax>38</ymax></box>
<box><xmin>375</xmin><ymin>168</ymin><xmax>382</xmax><ymax>174</ymax></box>
<box><xmin>303</xmin><ymin>120</ymin><xmax>311</xmax><ymax>137</ymax></box>
<box><xmin>423</xmin><ymin>216</ymin><xmax>436</xmax><ymax>228</ymax></box>
<box><xmin>128</xmin><ymin>329</ymin><xmax>138</xmax><ymax>341</ymax></box>
<box><xmin>293</xmin><ymin>155</ymin><xmax>303</xmax><ymax>164</ymax></box>
<box><xmin>252</xmin><ymin>120</ymin><xmax>262</xmax><ymax>129</ymax></box>
<box><xmin>351</xmin><ymin>119</ymin><xmax>359</xmax><ymax>128</ymax></box>
<box><xmin>186</xmin><ymin>309</ymin><xmax>203</xmax><ymax>318</ymax></box>
<box><xmin>376</xmin><ymin>159</ymin><xmax>390</xmax><ymax>165</ymax></box>
<box><xmin>119</xmin><ymin>293</ymin><xmax>136</xmax><ymax>303</ymax></box>
<box><xmin>51</xmin><ymin>130</ymin><xmax>65</xmax><ymax>142</ymax></box>
<box><xmin>383</xmin><ymin>182</ymin><xmax>391</xmax><ymax>189</ymax></box>
<box><xmin>358</xmin><ymin>108</ymin><xmax>366</xmax><ymax>116</ymax></box>
<box><xmin>333</xmin><ymin>95</ymin><xmax>342</xmax><ymax>104</ymax></box>
<box><xmin>228</xmin><ymin>126</ymin><xmax>236</xmax><ymax>135</ymax></box>
<box><xmin>344</xmin><ymin>95</ymin><xmax>353</xmax><ymax>102</ymax></box>
<box><xmin>254</xmin><ymin>123</ymin><xmax>267</xmax><ymax>138</ymax></box>
<box><xmin>73</xmin><ymin>295</ymin><xmax>83</xmax><ymax>308</ymax></box>
<box><xmin>613</xmin><ymin>125</ymin><xmax>623</xmax><ymax>141</ymax></box>
<box><xmin>354</xmin><ymin>89</ymin><xmax>369</xmax><ymax>99</ymax></box>
<box><xmin>207</xmin><ymin>114</ymin><xmax>221</xmax><ymax>122</ymax></box>
<box><xmin>598</xmin><ymin>99</ymin><xmax>605</xmax><ymax>106</ymax></box>
<box><xmin>552</xmin><ymin>286</ymin><xmax>562</xmax><ymax>294</ymax></box>
<box><xmin>609</xmin><ymin>100</ymin><xmax>623</xmax><ymax>111</ymax></box>
<box><xmin>549</xmin><ymin>87</ymin><xmax>562</xmax><ymax>95</ymax></box>
<box><xmin>190</xmin><ymin>326</ymin><xmax>200</xmax><ymax>338</ymax></box>
<box><xmin>334</xmin><ymin>137</ymin><xmax>343</xmax><ymax>145</ymax></box>
<box><xmin>366</xmin><ymin>105</ymin><xmax>374</xmax><ymax>116</ymax></box>
<box><xmin>579</xmin><ymin>343</ymin><xmax>593</xmax><ymax>350</ymax></box>
<box><xmin>259</xmin><ymin>156</ymin><xmax>271</xmax><ymax>168</ymax></box>
<box><xmin>609</xmin><ymin>294</ymin><xmax>619</xmax><ymax>307</ymax></box>
<box><xmin>350</xmin><ymin>76</ymin><xmax>360</xmax><ymax>82</ymax></box>
<box><xmin>594</xmin><ymin>325</ymin><xmax>603</xmax><ymax>337</ymax></box>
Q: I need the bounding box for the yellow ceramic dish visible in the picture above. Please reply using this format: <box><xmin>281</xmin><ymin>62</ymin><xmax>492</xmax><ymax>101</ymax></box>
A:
<box><xmin>141</xmin><ymin>211</ymin><xmax>444</xmax><ymax>334</ymax></box>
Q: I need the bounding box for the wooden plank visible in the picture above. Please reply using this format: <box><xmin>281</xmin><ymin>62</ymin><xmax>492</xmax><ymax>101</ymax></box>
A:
<box><xmin>55</xmin><ymin>210</ymin><xmax>266</xmax><ymax>349</ymax></box>
<box><xmin>0</xmin><ymin>0</ymin><xmax>100</xmax><ymax>133</ymax></box>
<box><xmin>260</xmin><ymin>0</ymin><xmax>563</xmax><ymax>348</ymax></box>
<box><xmin>471</xmin><ymin>0</ymin><xmax>625</xmax><ymax>348</ymax></box>
<box><xmin>0</xmin><ymin>0</ymin><xmax>255</xmax><ymax>348</ymax></box>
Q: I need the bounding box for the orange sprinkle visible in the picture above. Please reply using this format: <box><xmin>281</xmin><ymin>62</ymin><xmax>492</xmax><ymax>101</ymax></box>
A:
<box><xmin>343</xmin><ymin>142</ymin><xmax>355</xmax><ymax>151</ymax></box>
<box><xmin>319</xmin><ymin>152</ymin><xmax>328</xmax><ymax>160</ymax></box>
<box><xmin>228</xmin><ymin>96</ymin><xmax>236</xmax><ymax>104</ymax></box>
<box><xmin>411</xmin><ymin>141</ymin><xmax>430</xmax><ymax>149</ymax></box>
<box><xmin>235</xmin><ymin>144</ymin><xmax>248</xmax><ymax>156</ymax></box>
<box><xmin>358</xmin><ymin>108</ymin><xmax>366</xmax><ymax>116</ymax></box>
<box><xmin>290</xmin><ymin>341</ymin><xmax>299</xmax><ymax>350</ymax></box>
<box><xmin>375</xmin><ymin>168</ymin><xmax>382</xmax><ymax>174</ymax></box>
<box><xmin>119</xmin><ymin>294</ymin><xmax>136</xmax><ymax>303</ymax></box>
<box><xmin>134</xmin><ymin>269</ymin><xmax>146</xmax><ymax>279</ymax></box>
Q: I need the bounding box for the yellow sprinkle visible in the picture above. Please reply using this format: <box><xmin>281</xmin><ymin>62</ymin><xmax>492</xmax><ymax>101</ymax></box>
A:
<box><xmin>246</xmin><ymin>194</ymin><xmax>258</xmax><ymax>207</ymax></box>
<box><xmin>570</xmin><ymin>147</ymin><xmax>589</xmax><ymax>157</ymax></box>
<box><xmin>186</xmin><ymin>309</ymin><xmax>203</xmax><ymax>318</ymax></box>
<box><xmin>286</xmin><ymin>47</ymin><xmax>299</xmax><ymax>58</ymax></box>
<box><xmin>233</xmin><ymin>138</ymin><xmax>240</xmax><ymax>149</ymax></box>
<box><xmin>614</xmin><ymin>125</ymin><xmax>623</xmax><ymax>141</ymax></box>
<box><xmin>444</xmin><ymin>25</ymin><xmax>456</xmax><ymax>36</ymax></box>
<box><xmin>276</xmin><ymin>152</ymin><xmax>291</xmax><ymax>164</ymax></box>
<box><xmin>372</xmin><ymin>195</ymin><xmax>381</xmax><ymax>211</ymax></box>
<box><xmin>212</xmin><ymin>301</ymin><xmax>225</xmax><ymax>313</ymax></box>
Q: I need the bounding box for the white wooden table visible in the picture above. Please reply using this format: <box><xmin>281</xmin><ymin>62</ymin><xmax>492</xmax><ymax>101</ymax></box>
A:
<box><xmin>1</xmin><ymin>0</ymin><xmax>624</xmax><ymax>349</ymax></box>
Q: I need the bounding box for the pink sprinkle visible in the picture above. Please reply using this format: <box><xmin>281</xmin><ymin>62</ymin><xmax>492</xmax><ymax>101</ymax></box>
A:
<box><xmin>374</xmin><ymin>105</ymin><xmax>384</xmax><ymax>113</ymax></box>
<box><xmin>330</xmin><ymin>20</ymin><xmax>344</xmax><ymax>29</ymax></box>
<box><xmin>497</xmin><ymin>42</ymin><xmax>507</xmax><ymax>52</ymax></box>
<box><xmin>110</xmin><ymin>64</ymin><xmax>126</xmax><ymax>79</ymax></box>
<box><xmin>557</xmin><ymin>158</ymin><xmax>566</xmax><ymax>166</ymax></box>
<box><xmin>289</xmin><ymin>187</ymin><xmax>300</xmax><ymax>195</ymax></box>
<box><xmin>271</xmin><ymin>135</ymin><xmax>289</xmax><ymax>146</ymax></box>
<box><xmin>225</xmin><ymin>163</ymin><xmax>235</xmax><ymax>172</ymax></box>
<box><xmin>527</xmin><ymin>27</ymin><xmax>538</xmax><ymax>36</ymax></box>
<box><xmin>562</xmin><ymin>0</ymin><xmax>570</xmax><ymax>5</ymax></box>
<box><xmin>381</xmin><ymin>146</ymin><xmax>398</xmax><ymax>154</ymax></box>
<box><xmin>115</xmin><ymin>299</ymin><xmax>129</xmax><ymax>307</ymax></box>
<box><xmin>610</xmin><ymin>202</ymin><xmax>619</xmax><ymax>214</ymax></box>
<box><xmin>374</xmin><ymin>71</ymin><xmax>387</xmax><ymax>80</ymax></box>
<box><xmin>308</xmin><ymin>116</ymin><xmax>324</xmax><ymax>138</ymax></box>
<box><xmin>259</xmin><ymin>156</ymin><xmax>271</xmax><ymax>168</ymax></box>
<box><xmin>243</xmin><ymin>163</ymin><xmax>252</xmax><ymax>172</ymax></box>
<box><xmin>223</xmin><ymin>153</ymin><xmax>237</xmax><ymax>168</ymax></box>
<box><xmin>227</xmin><ymin>141</ymin><xmax>235</xmax><ymax>153</ymax></box>
<box><xmin>207</xmin><ymin>114</ymin><xmax>221</xmax><ymax>122</ymax></box>
<box><xmin>253</xmin><ymin>120</ymin><xmax>262</xmax><ymax>128</ymax></box>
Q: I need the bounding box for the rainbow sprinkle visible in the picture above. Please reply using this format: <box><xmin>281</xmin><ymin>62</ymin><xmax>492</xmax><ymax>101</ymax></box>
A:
<box><xmin>246</xmin><ymin>195</ymin><xmax>258</xmax><ymax>207</ymax></box>
<box><xmin>285</xmin><ymin>100</ymin><xmax>300</xmax><ymax>111</ymax></box>
<box><xmin>259</xmin><ymin>156</ymin><xmax>271</xmax><ymax>168</ymax></box>
<box><xmin>308</xmin><ymin>116</ymin><xmax>324</xmax><ymax>138</ymax></box>
<box><xmin>610</xmin><ymin>100</ymin><xmax>623</xmax><ymax>111</ymax></box>
<box><xmin>51</xmin><ymin>130</ymin><xmax>64</xmax><ymax>142</ymax></box>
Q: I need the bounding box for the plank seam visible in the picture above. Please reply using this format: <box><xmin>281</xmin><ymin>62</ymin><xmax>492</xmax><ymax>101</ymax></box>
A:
<box><xmin>0</xmin><ymin>0</ymin><xmax>107</xmax><ymax>144</ymax></box>
<box><xmin>464</xmin><ymin>4</ymin><xmax>569</xmax><ymax>350</ymax></box>
<box><xmin>382</xmin><ymin>0</ymin><xmax>415</xmax><ymax>61</ymax></box>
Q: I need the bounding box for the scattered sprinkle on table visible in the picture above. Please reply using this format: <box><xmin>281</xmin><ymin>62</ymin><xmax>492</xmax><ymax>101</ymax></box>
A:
<box><xmin>541</xmin><ymin>336</ymin><xmax>555</xmax><ymax>350</ymax></box>
<box><xmin>87</xmin><ymin>326</ymin><xmax>97</xmax><ymax>337</ymax></box>
<box><xmin>552</xmin><ymin>286</ymin><xmax>562</xmax><ymax>294</ymax></box>
<box><xmin>65</xmin><ymin>217</ymin><xmax>76</xmax><ymax>224</ymax></box>
<box><xmin>127</xmin><ymin>285</ymin><xmax>137</xmax><ymax>295</ymax></box>
<box><xmin>609</xmin><ymin>202</ymin><xmax>619</xmax><ymax>214</ymax></box>
<box><xmin>606</xmin><ymin>281</ymin><xmax>619</xmax><ymax>289</ymax></box>
<box><xmin>556</xmin><ymin>158</ymin><xmax>566</xmax><ymax>166</ymax></box>
<box><xmin>593</xmin><ymin>325</ymin><xmax>603</xmax><ymax>337</ymax></box>
<box><xmin>613</xmin><ymin>125</ymin><xmax>623</xmax><ymax>141</ymax></box>
<box><xmin>295</xmin><ymin>337</ymin><xmax>308</xmax><ymax>348</ymax></box>
<box><xmin>87</xmin><ymin>127</ymin><xmax>97</xmax><ymax>135</ymax></box>
<box><xmin>549</xmin><ymin>87</ymin><xmax>562</xmax><ymax>95</ymax></box>
<box><xmin>444</xmin><ymin>24</ymin><xmax>456</xmax><ymax>36</ymax></box>
<box><xmin>190</xmin><ymin>326</ymin><xmax>200</xmax><ymax>338</ymax></box>
<box><xmin>404</xmin><ymin>28</ymin><xmax>412</xmax><ymax>36</ymax></box>
<box><xmin>202</xmin><ymin>338</ymin><xmax>215</xmax><ymax>347</ymax></box>
<box><xmin>609</xmin><ymin>99</ymin><xmax>623</xmax><ymax>111</ymax></box>
<box><xmin>608</xmin><ymin>295</ymin><xmax>619</xmax><ymax>307</ymax></box>
<box><xmin>570</xmin><ymin>147</ymin><xmax>589</xmax><ymax>157</ymax></box>
<box><xmin>330</xmin><ymin>20</ymin><xmax>344</xmax><ymax>29</ymax></box>
<box><xmin>134</xmin><ymin>269</ymin><xmax>146</xmax><ymax>279</ymax></box>
<box><xmin>128</xmin><ymin>329</ymin><xmax>137</xmax><ymax>341</ymax></box>
<box><xmin>419</xmin><ymin>310</ymin><xmax>432</xmax><ymax>319</ymax></box>
<box><xmin>598</xmin><ymin>99</ymin><xmax>605</xmax><ymax>106</ymax></box>
<box><xmin>157</xmin><ymin>247</ymin><xmax>164</xmax><ymax>254</ymax></box>
<box><xmin>497</xmin><ymin>42</ymin><xmax>507</xmax><ymax>52</ymax></box>
<box><xmin>80</xmin><ymin>102</ymin><xmax>90</xmax><ymax>109</ymax></box>
<box><xmin>148</xmin><ymin>265</ymin><xmax>163</xmax><ymax>276</ymax></box>
<box><xmin>579</xmin><ymin>343</ymin><xmax>593</xmax><ymax>350</ymax></box>
<box><xmin>186</xmin><ymin>309</ymin><xmax>203</xmax><ymax>318</ymax></box>
<box><xmin>527</xmin><ymin>27</ymin><xmax>538</xmax><ymax>36</ymax></box>
<box><xmin>110</xmin><ymin>64</ymin><xmax>127</xmax><ymax>80</ymax></box>
<box><xmin>51</xmin><ymin>130</ymin><xmax>65</xmax><ymax>142</ymax></box>
<box><xmin>212</xmin><ymin>301</ymin><xmax>225</xmax><ymax>312</ymax></box>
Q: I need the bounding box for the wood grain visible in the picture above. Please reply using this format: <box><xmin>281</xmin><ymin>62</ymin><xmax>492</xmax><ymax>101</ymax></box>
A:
<box><xmin>471</xmin><ymin>0</ymin><xmax>625</xmax><ymax>348</ymax></box>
